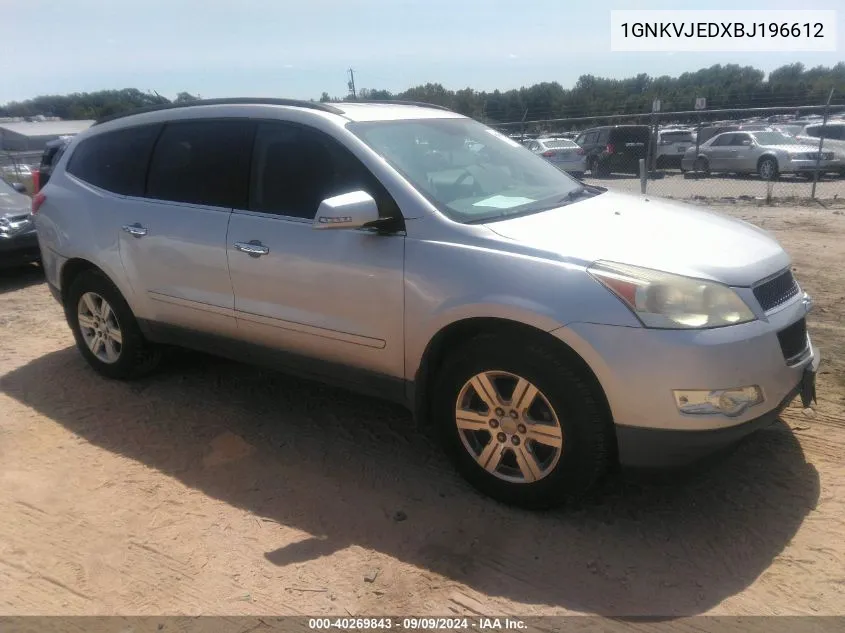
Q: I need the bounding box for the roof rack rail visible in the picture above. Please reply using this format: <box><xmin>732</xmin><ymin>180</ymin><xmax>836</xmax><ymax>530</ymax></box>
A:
<box><xmin>93</xmin><ymin>98</ymin><xmax>345</xmax><ymax>126</ymax></box>
<box><xmin>341</xmin><ymin>99</ymin><xmax>453</xmax><ymax>112</ymax></box>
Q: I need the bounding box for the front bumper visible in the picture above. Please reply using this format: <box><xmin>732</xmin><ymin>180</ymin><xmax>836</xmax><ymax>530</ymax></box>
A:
<box><xmin>550</xmin><ymin>292</ymin><xmax>818</xmax><ymax>466</ymax></box>
<box><xmin>615</xmin><ymin>350</ymin><xmax>818</xmax><ymax>468</ymax></box>
<box><xmin>0</xmin><ymin>230</ymin><xmax>39</xmax><ymax>267</ymax></box>
<box><xmin>785</xmin><ymin>157</ymin><xmax>842</xmax><ymax>173</ymax></box>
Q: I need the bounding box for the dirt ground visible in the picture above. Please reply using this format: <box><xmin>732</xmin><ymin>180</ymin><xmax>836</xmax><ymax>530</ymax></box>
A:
<box><xmin>1</xmin><ymin>203</ymin><xmax>844</xmax><ymax>618</ymax></box>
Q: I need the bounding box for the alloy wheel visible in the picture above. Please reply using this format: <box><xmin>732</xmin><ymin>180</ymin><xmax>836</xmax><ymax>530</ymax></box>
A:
<box><xmin>77</xmin><ymin>291</ymin><xmax>123</xmax><ymax>364</ymax></box>
<box><xmin>454</xmin><ymin>370</ymin><xmax>564</xmax><ymax>484</ymax></box>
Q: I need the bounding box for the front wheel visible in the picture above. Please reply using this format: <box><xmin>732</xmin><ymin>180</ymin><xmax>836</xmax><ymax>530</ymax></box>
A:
<box><xmin>432</xmin><ymin>336</ymin><xmax>612</xmax><ymax>509</ymax></box>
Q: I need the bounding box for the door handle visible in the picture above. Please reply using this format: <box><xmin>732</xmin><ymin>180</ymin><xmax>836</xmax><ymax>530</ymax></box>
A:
<box><xmin>122</xmin><ymin>223</ymin><xmax>148</xmax><ymax>238</ymax></box>
<box><xmin>234</xmin><ymin>240</ymin><xmax>270</xmax><ymax>257</ymax></box>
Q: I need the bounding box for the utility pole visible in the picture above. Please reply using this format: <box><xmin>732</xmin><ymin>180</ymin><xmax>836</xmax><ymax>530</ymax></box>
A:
<box><xmin>811</xmin><ymin>88</ymin><xmax>834</xmax><ymax>200</ymax></box>
<box><xmin>347</xmin><ymin>68</ymin><xmax>357</xmax><ymax>100</ymax></box>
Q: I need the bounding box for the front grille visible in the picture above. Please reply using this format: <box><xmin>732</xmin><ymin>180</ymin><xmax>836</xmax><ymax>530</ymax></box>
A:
<box><xmin>777</xmin><ymin>318</ymin><xmax>809</xmax><ymax>363</ymax></box>
<box><xmin>753</xmin><ymin>270</ymin><xmax>799</xmax><ymax>312</ymax></box>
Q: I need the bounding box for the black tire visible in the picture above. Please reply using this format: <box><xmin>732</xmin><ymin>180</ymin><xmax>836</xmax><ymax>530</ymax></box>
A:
<box><xmin>432</xmin><ymin>335</ymin><xmax>612</xmax><ymax>509</ymax></box>
<box><xmin>593</xmin><ymin>160</ymin><xmax>610</xmax><ymax>178</ymax></box>
<box><xmin>758</xmin><ymin>156</ymin><xmax>779</xmax><ymax>181</ymax></box>
<box><xmin>694</xmin><ymin>156</ymin><xmax>710</xmax><ymax>176</ymax></box>
<box><xmin>65</xmin><ymin>270</ymin><xmax>161</xmax><ymax>380</ymax></box>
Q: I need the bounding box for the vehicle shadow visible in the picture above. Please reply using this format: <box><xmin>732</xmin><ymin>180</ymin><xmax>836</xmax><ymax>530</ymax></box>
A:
<box><xmin>0</xmin><ymin>347</ymin><xmax>820</xmax><ymax>617</ymax></box>
<box><xmin>0</xmin><ymin>263</ymin><xmax>44</xmax><ymax>294</ymax></box>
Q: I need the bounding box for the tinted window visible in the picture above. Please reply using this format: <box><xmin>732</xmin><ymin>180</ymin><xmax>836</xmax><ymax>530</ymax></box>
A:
<box><xmin>66</xmin><ymin>125</ymin><xmax>161</xmax><ymax>196</ymax></box>
<box><xmin>725</xmin><ymin>133</ymin><xmax>752</xmax><ymax>146</ymax></box>
<box><xmin>250</xmin><ymin>122</ymin><xmax>397</xmax><ymax>220</ymax></box>
<box><xmin>660</xmin><ymin>131</ymin><xmax>694</xmax><ymax>143</ymax></box>
<box><xmin>609</xmin><ymin>127</ymin><xmax>649</xmax><ymax>144</ymax></box>
<box><xmin>146</xmin><ymin>120</ymin><xmax>255</xmax><ymax>208</ymax></box>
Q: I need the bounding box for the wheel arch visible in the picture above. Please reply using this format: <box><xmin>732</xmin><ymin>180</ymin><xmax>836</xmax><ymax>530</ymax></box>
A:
<box><xmin>59</xmin><ymin>258</ymin><xmax>139</xmax><ymax>321</ymax></box>
<box><xmin>412</xmin><ymin>317</ymin><xmax>615</xmax><ymax>458</ymax></box>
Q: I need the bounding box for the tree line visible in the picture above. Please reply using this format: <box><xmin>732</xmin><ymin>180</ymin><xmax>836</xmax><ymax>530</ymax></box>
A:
<box><xmin>2</xmin><ymin>63</ymin><xmax>844</xmax><ymax>124</ymax></box>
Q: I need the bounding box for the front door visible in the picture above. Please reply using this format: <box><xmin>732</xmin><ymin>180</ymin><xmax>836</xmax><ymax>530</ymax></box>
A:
<box><xmin>226</xmin><ymin>122</ymin><xmax>406</xmax><ymax>380</ymax></box>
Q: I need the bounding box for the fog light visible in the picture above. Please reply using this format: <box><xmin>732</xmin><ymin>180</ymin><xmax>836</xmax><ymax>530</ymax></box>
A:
<box><xmin>674</xmin><ymin>386</ymin><xmax>763</xmax><ymax>417</ymax></box>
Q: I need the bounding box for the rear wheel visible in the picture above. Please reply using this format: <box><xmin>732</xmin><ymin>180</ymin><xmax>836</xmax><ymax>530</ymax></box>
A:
<box><xmin>758</xmin><ymin>156</ymin><xmax>779</xmax><ymax>181</ymax></box>
<box><xmin>432</xmin><ymin>335</ymin><xmax>611</xmax><ymax>509</ymax></box>
<box><xmin>66</xmin><ymin>270</ymin><xmax>161</xmax><ymax>379</ymax></box>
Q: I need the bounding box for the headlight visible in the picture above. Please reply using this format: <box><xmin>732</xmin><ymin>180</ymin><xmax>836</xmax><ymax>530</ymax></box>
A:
<box><xmin>588</xmin><ymin>261</ymin><xmax>755</xmax><ymax>329</ymax></box>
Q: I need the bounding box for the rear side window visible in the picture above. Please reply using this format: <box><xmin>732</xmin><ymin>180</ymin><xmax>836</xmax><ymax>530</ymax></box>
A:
<box><xmin>66</xmin><ymin>125</ymin><xmax>161</xmax><ymax>196</ymax></box>
<box><xmin>610</xmin><ymin>128</ymin><xmax>649</xmax><ymax>145</ymax></box>
<box><xmin>146</xmin><ymin>120</ymin><xmax>255</xmax><ymax>208</ymax></box>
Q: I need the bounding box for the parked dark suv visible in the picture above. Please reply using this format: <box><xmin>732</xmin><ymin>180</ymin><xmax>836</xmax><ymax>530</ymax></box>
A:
<box><xmin>574</xmin><ymin>125</ymin><xmax>650</xmax><ymax>177</ymax></box>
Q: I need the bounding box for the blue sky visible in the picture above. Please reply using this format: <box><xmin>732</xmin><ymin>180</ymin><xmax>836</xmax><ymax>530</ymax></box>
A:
<box><xmin>2</xmin><ymin>0</ymin><xmax>842</xmax><ymax>104</ymax></box>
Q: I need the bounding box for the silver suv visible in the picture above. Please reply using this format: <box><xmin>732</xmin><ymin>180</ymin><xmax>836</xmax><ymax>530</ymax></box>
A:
<box><xmin>34</xmin><ymin>99</ymin><xmax>819</xmax><ymax>508</ymax></box>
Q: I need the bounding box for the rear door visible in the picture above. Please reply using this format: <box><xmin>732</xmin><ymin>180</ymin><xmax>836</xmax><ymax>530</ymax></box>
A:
<box><xmin>704</xmin><ymin>134</ymin><xmax>733</xmax><ymax>170</ymax></box>
<box><xmin>729</xmin><ymin>133</ymin><xmax>755</xmax><ymax>171</ymax></box>
<box><xmin>226</xmin><ymin>121</ymin><xmax>406</xmax><ymax>379</ymax></box>
<box><xmin>115</xmin><ymin>119</ymin><xmax>255</xmax><ymax>336</ymax></box>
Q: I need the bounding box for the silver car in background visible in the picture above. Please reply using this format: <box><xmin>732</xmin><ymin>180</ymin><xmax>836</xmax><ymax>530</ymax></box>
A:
<box><xmin>681</xmin><ymin>129</ymin><xmax>842</xmax><ymax>180</ymax></box>
<box><xmin>526</xmin><ymin>137</ymin><xmax>587</xmax><ymax>178</ymax></box>
<box><xmin>656</xmin><ymin>128</ymin><xmax>696</xmax><ymax>168</ymax></box>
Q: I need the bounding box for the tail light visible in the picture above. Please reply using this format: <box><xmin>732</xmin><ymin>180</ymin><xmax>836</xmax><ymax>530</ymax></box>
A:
<box><xmin>606</xmin><ymin>144</ymin><xmax>615</xmax><ymax>154</ymax></box>
<box><xmin>32</xmin><ymin>192</ymin><xmax>46</xmax><ymax>215</ymax></box>
<box><xmin>542</xmin><ymin>150</ymin><xmax>556</xmax><ymax>157</ymax></box>
<box><xmin>576</xmin><ymin>148</ymin><xmax>585</xmax><ymax>155</ymax></box>
<box><xmin>32</xmin><ymin>170</ymin><xmax>40</xmax><ymax>194</ymax></box>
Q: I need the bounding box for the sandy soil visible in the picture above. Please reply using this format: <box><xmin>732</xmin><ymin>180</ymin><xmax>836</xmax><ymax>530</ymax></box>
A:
<box><xmin>1</xmin><ymin>203</ymin><xmax>844</xmax><ymax>617</ymax></box>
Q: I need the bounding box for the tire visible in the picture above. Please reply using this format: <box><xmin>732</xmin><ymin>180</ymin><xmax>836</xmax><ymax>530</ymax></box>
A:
<box><xmin>693</xmin><ymin>156</ymin><xmax>710</xmax><ymax>176</ymax></box>
<box><xmin>593</xmin><ymin>160</ymin><xmax>610</xmax><ymax>178</ymax></box>
<box><xmin>432</xmin><ymin>335</ymin><xmax>612</xmax><ymax>509</ymax></box>
<box><xmin>65</xmin><ymin>270</ymin><xmax>161</xmax><ymax>380</ymax></box>
<box><xmin>758</xmin><ymin>156</ymin><xmax>779</xmax><ymax>181</ymax></box>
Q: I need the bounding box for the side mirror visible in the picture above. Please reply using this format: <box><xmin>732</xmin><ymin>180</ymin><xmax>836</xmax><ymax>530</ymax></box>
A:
<box><xmin>313</xmin><ymin>190</ymin><xmax>380</xmax><ymax>231</ymax></box>
<box><xmin>11</xmin><ymin>182</ymin><xmax>27</xmax><ymax>194</ymax></box>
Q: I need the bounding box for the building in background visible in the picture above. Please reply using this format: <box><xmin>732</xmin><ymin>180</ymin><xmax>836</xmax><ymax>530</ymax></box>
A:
<box><xmin>0</xmin><ymin>119</ymin><xmax>94</xmax><ymax>151</ymax></box>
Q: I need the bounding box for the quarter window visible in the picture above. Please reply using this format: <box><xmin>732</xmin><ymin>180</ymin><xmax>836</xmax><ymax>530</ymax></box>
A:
<box><xmin>146</xmin><ymin>120</ymin><xmax>255</xmax><ymax>208</ymax></box>
<box><xmin>66</xmin><ymin>125</ymin><xmax>161</xmax><ymax>196</ymax></box>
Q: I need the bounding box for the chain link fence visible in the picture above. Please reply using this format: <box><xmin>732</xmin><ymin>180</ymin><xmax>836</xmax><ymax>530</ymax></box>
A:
<box><xmin>493</xmin><ymin>103</ymin><xmax>845</xmax><ymax>204</ymax></box>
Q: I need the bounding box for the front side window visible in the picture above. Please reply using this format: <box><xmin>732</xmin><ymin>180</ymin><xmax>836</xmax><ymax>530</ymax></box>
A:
<box><xmin>348</xmin><ymin>117</ymin><xmax>590</xmax><ymax>224</ymax></box>
<box><xmin>146</xmin><ymin>120</ymin><xmax>255</xmax><ymax>208</ymax></box>
<box><xmin>250</xmin><ymin>122</ymin><xmax>396</xmax><ymax>220</ymax></box>
<box><xmin>66</xmin><ymin>125</ymin><xmax>161</xmax><ymax>196</ymax></box>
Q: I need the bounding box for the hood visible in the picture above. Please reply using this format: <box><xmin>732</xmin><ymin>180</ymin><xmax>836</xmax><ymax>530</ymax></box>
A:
<box><xmin>483</xmin><ymin>191</ymin><xmax>789</xmax><ymax>286</ymax></box>
<box><xmin>0</xmin><ymin>187</ymin><xmax>31</xmax><ymax>215</ymax></box>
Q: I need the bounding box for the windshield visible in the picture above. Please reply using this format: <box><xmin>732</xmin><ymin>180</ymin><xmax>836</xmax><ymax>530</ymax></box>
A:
<box><xmin>347</xmin><ymin>118</ymin><xmax>594</xmax><ymax>223</ymax></box>
<box><xmin>752</xmin><ymin>131</ymin><xmax>799</xmax><ymax>145</ymax></box>
<box><xmin>660</xmin><ymin>131</ymin><xmax>694</xmax><ymax>142</ymax></box>
<box><xmin>542</xmin><ymin>140</ymin><xmax>577</xmax><ymax>149</ymax></box>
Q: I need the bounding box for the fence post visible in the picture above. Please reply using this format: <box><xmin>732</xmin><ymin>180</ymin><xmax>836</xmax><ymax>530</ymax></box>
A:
<box><xmin>811</xmin><ymin>88</ymin><xmax>834</xmax><ymax>200</ymax></box>
<box><xmin>639</xmin><ymin>159</ymin><xmax>647</xmax><ymax>194</ymax></box>
<box><xmin>694</xmin><ymin>114</ymin><xmax>702</xmax><ymax>173</ymax></box>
